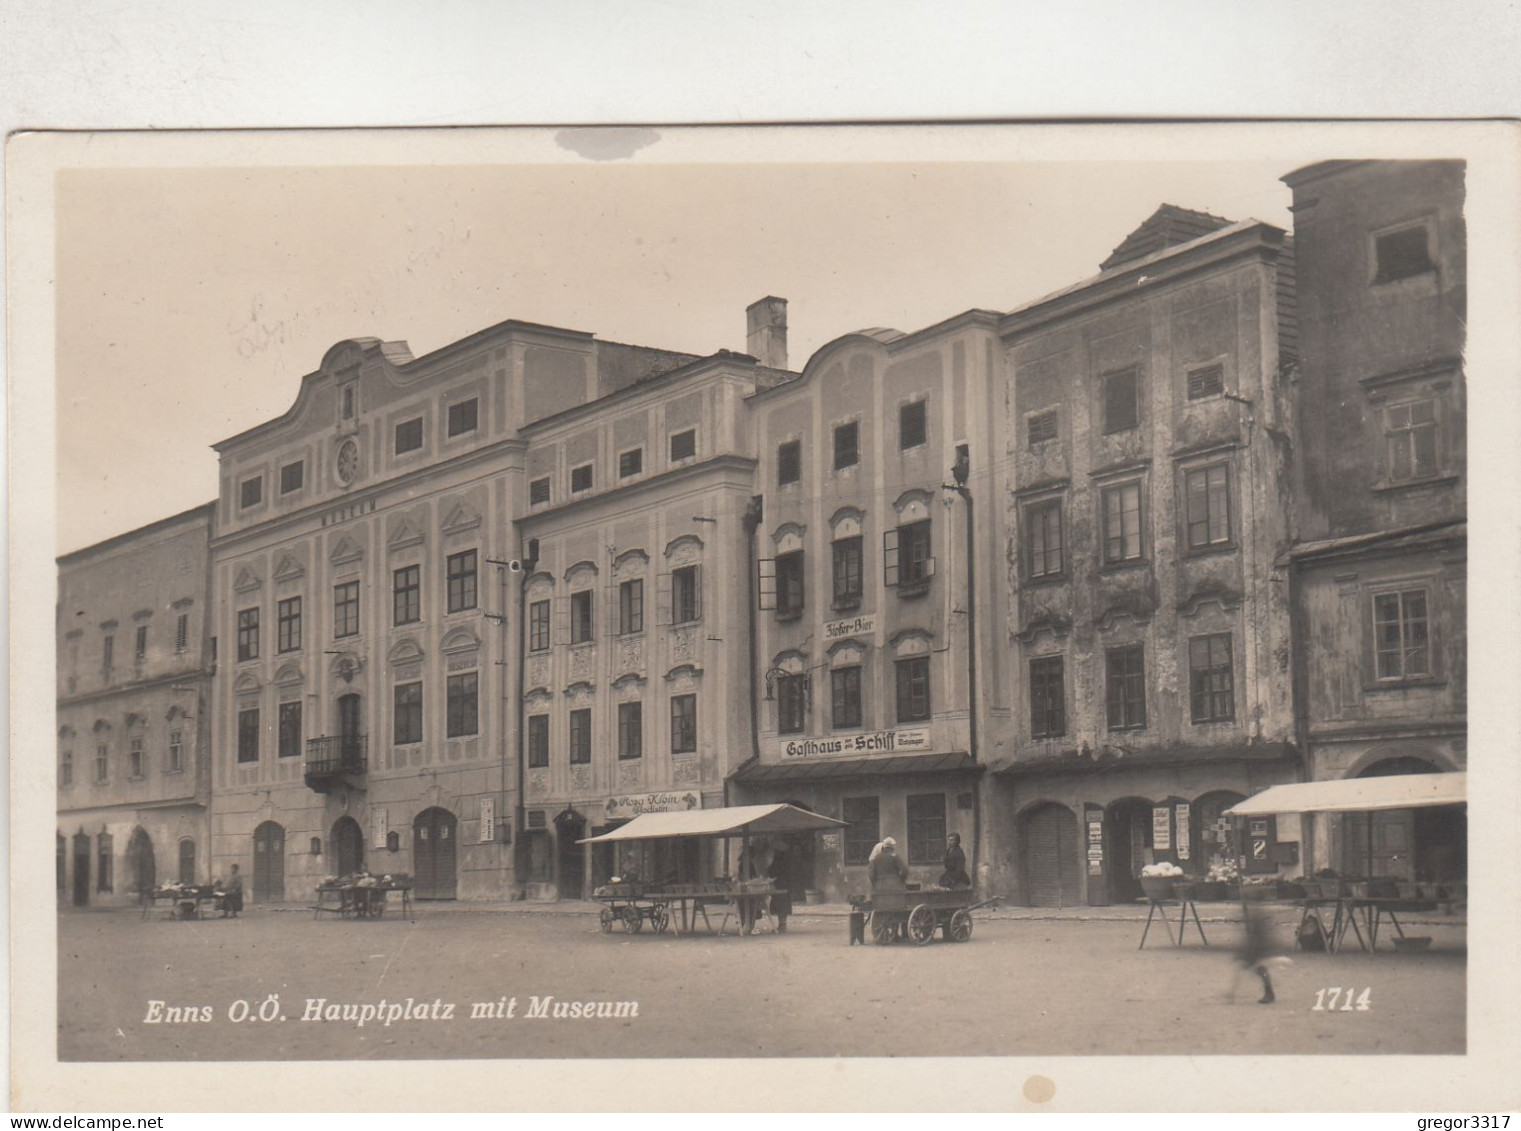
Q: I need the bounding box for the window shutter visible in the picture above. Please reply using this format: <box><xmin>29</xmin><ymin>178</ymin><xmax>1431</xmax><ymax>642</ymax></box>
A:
<box><xmin>690</xmin><ymin>566</ymin><xmax>703</xmax><ymax>622</ymax></box>
<box><xmin>756</xmin><ymin>559</ymin><xmax>777</xmax><ymax>610</ymax></box>
<box><xmin>882</xmin><ymin>529</ymin><xmax>900</xmax><ymax>587</ymax></box>
<box><xmin>656</xmin><ymin>571</ymin><xmax>673</xmax><ymax>625</ymax></box>
<box><xmin>554</xmin><ymin>594</ymin><xmax>570</xmax><ymax>647</ymax></box>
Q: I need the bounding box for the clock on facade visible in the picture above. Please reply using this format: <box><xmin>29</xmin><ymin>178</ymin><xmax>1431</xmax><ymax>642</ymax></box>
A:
<box><xmin>336</xmin><ymin>438</ymin><xmax>359</xmax><ymax>485</ymax></box>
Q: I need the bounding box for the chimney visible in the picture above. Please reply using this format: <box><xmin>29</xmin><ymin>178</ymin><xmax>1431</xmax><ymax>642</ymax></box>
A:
<box><xmin>745</xmin><ymin>296</ymin><xmax>788</xmax><ymax>370</ymax></box>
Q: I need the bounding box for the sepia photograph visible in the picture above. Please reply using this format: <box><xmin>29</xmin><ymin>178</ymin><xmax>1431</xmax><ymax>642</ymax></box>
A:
<box><xmin>8</xmin><ymin>121</ymin><xmax>1519</xmax><ymax>1112</ymax></box>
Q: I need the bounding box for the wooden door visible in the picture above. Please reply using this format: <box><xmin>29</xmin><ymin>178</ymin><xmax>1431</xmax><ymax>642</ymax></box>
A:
<box><xmin>413</xmin><ymin>808</ymin><xmax>458</xmax><ymax>900</ymax></box>
<box><xmin>126</xmin><ymin>827</ymin><xmax>156</xmax><ymax>898</ymax></box>
<box><xmin>338</xmin><ymin>694</ymin><xmax>362</xmax><ymax>765</ymax></box>
<box><xmin>178</xmin><ymin>839</ymin><xmax>197</xmax><ymax>885</ymax></box>
<box><xmin>72</xmin><ymin>832</ymin><xmax>90</xmax><ymax>906</ymax></box>
<box><xmin>332</xmin><ymin>816</ymin><xmax>364</xmax><ymax>878</ymax></box>
<box><xmin>252</xmin><ymin>821</ymin><xmax>285</xmax><ymax>901</ymax></box>
<box><xmin>1023</xmin><ymin>803</ymin><xmax>1080</xmax><ymax>907</ymax></box>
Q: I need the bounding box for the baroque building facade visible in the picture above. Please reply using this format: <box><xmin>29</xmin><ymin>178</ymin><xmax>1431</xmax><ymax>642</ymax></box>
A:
<box><xmin>56</xmin><ymin>503</ymin><xmax>215</xmax><ymax>907</ymax></box>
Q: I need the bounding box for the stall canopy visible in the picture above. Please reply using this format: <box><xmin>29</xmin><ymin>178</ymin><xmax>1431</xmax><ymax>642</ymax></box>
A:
<box><xmin>578</xmin><ymin>803</ymin><xmax>845</xmax><ymax>844</ymax></box>
<box><xmin>1225</xmin><ymin>773</ymin><xmax>1466</xmax><ymax>816</ymax></box>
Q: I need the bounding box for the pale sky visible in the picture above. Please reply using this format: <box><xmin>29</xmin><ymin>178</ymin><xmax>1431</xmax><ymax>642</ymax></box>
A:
<box><xmin>55</xmin><ymin>154</ymin><xmax>1295</xmax><ymax>554</ymax></box>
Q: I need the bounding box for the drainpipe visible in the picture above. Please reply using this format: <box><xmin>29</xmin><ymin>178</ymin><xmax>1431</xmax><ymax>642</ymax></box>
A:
<box><xmin>946</xmin><ymin>446</ymin><xmax>981</xmax><ymax>890</ymax></box>
<box><xmin>512</xmin><ymin>538</ymin><xmax>538</xmax><ymax>898</ymax></box>
<box><xmin>727</xmin><ymin>494</ymin><xmax>765</xmax><ymax>877</ymax></box>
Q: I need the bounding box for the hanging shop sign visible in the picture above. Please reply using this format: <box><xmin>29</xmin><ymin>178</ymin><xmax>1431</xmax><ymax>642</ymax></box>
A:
<box><xmin>1152</xmin><ymin>806</ymin><xmax>1172</xmax><ymax>852</ymax></box>
<box><xmin>605</xmin><ymin>790</ymin><xmax>702</xmax><ymax>821</ymax></box>
<box><xmin>823</xmin><ymin>614</ymin><xmax>876</xmax><ymax>641</ymax></box>
<box><xmin>774</xmin><ymin>727</ymin><xmax>931</xmax><ymax>760</ymax></box>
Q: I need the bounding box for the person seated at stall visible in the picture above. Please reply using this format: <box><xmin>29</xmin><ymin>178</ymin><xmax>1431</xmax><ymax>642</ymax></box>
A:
<box><xmin>216</xmin><ymin>864</ymin><xmax>244</xmax><ymax>918</ymax></box>
<box><xmin>937</xmin><ymin>832</ymin><xmax>971</xmax><ymax>889</ymax></box>
<box><xmin>869</xmin><ymin>837</ymin><xmax>909</xmax><ymax>892</ymax></box>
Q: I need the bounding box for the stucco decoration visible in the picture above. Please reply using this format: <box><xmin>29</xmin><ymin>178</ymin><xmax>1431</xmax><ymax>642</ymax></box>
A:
<box><xmin>564</xmin><ymin>680</ymin><xmax>595</xmax><ymax>704</ymax></box>
<box><xmin>829</xmin><ymin>507</ymin><xmax>865</xmax><ymax>539</ymax></box>
<box><xmin>328</xmin><ymin>535</ymin><xmax>364</xmax><ymax>567</ymax></box>
<box><xmin>663</xmin><ymin>534</ymin><xmax>703</xmax><ymax>566</ymax></box>
<box><xmin>665</xmin><ymin>664</ymin><xmax>702</xmax><ymax>694</ymax></box>
<box><xmin>272</xmin><ymin>553</ymin><xmax>306</xmax><ymax>583</ymax></box>
<box><xmin>326</xmin><ymin>651</ymin><xmax>363</xmax><ymax>683</ymax></box>
<box><xmin>387</xmin><ymin>638</ymin><xmax>426</xmax><ymax>666</ymax></box>
<box><xmin>523</xmin><ymin>688</ymin><xmax>554</xmax><ymax>710</ymax></box>
<box><xmin>528</xmin><ymin>656</ymin><xmax>551</xmax><ymax>689</ymax></box>
<box><xmin>617</xmin><ymin>638</ymin><xmax>645</xmax><ymax>677</ymax></box>
<box><xmin>232</xmin><ymin>566</ymin><xmax>263</xmax><ymax>593</ymax></box>
<box><xmin>1178</xmin><ymin>579</ymin><xmax>1244</xmax><ymax>618</ymax></box>
<box><xmin>612</xmin><ymin>548</ymin><xmax>648</xmax><ymax>579</ymax></box>
<box><xmin>617</xmin><ymin>760</ymin><xmax>641</xmax><ymax>787</ymax></box>
<box><xmin>1094</xmin><ymin>589</ymin><xmax>1158</xmax><ymax>631</ymax></box>
<box><xmin>673</xmin><ymin>758</ymin><xmax>700</xmax><ymax>784</ymax></box>
<box><xmin>770</xmin><ymin>649</ymin><xmax>808</xmax><ymax>676</ymax></box>
<box><xmin>1017</xmin><ymin>610</ymin><xmax>1073</xmax><ymax>645</ymax></box>
<box><xmin>827</xmin><ymin>638</ymin><xmax>866</xmax><ymax>667</ymax></box>
<box><xmin>440</xmin><ymin>500</ymin><xmax>482</xmax><ymax>536</ymax></box>
<box><xmin>386</xmin><ymin>516</ymin><xmax>426</xmax><ymax>552</ymax></box>
<box><xmin>611</xmin><ymin>672</ymin><xmax>646</xmax><ymax>699</ymax></box>
<box><xmin>439</xmin><ymin>627</ymin><xmax>480</xmax><ymax>658</ymax></box>
<box><xmin>888</xmin><ymin>628</ymin><xmax>933</xmax><ymax>657</ymax></box>
<box><xmin>232</xmin><ymin>671</ymin><xmax>262</xmax><ymax>695</ymax></box>
<box><xmin>571</xmin><ymin>766</ymin><xmax>592</xmax><ymax>791</ymax></box>
<box><xmin>569</xmin><ymin>646</ymin><xmax>596</xmax><ymax>680</ymax></box>
<box><xmin>671</xmin><ymin>628</ymin><xmax>696</xmax><ymax>663</ymax></box>
<box><xmin>564</xmin><ymin>559</ymin><xmax>599</xmax><ymax>585</ymax></box>
<box><xmin>273</xmin><ymin>661</ymin><xmax>305</xmax><ymax>688</ymax></box>
<box><xmin>92</xmin><ymin>719</ymin><xmax>112</xmax><ymax>735</ymax></box>
<box><xmin>771</xmin><ymin>523</ymin><xmax>807</xmax><ymax>554</ymax></box>
<box><xmin>528</xmin><ymin>772</ymin><xmax>548</xmax><ymax>797</ymax></box>
<box><xmin>893</xmin><ymin>489</ymin><xmax>934</xmax><ymax>522</ymax></box>
<box><xmin>525</xmin><ymin>572</ymin><xmax>555</xmax><ymax>602</ymax></box>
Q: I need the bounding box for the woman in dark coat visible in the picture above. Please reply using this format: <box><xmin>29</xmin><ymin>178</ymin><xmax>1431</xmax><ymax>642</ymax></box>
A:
<box><xmin>938</xmin><ymin>833</ymin><xmax>971</xmax><ymax>889</ymax></box>
<box><xmin>217</xmin><ymin>864</ymin><xmax>244</xmax><ymax>917</ymax></box>
<box><xmin>766</xmin><ymin>842</ymin><xmax>793</xmax><ymax>933</ymax></box>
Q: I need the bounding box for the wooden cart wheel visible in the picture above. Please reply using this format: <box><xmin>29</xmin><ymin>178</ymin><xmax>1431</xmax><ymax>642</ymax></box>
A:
<box><xmin>907</xmin><ymin>904</ymin><xmax>937</xmax><ymax>946</ymax></box>
<box><xmin>599</xmin><ymin>906</ymin><xmax>616</xmax><ymax>934</ymax></box>
<box><xmin>949</xmin><ymin>908</ymin><xmax>973</xmax><ymax>942</ymax></box>
<box><xmin>623</xmin><ymin>905</ymin><xmax>644</xmax><ymax>933</ymax></box>
<box><xmin>869</xmin><ymin>912</ymin><xmax>895</xmax><ymax>944</ymax></box>
<box><xmin>652</xmin><ymin>903</ymin><xmax>671</xmax><ymax>934</ymax></box>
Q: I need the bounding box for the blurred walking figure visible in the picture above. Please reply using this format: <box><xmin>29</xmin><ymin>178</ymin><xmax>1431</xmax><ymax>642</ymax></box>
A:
<box><xmin>1234</xmin><ymin>901</ymin><xmax>1292</xmax><ymax>1004</ymax></box>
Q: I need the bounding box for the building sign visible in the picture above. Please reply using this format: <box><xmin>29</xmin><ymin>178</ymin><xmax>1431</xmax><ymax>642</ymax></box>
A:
<box><xmin>479</xmin><ymin>797</ymin><xmax>496</xmax><ymax>844</ymax></box>
<box><xmin>823</xmin><ymin>614</ymin><xmax>876</xmax><ymax>641</ymax></box>
<box><xmin>820</xmin><ymin>832</ymin><xmax>841</xmax><ymax>852</ymax></box>
<box><xmin>605</xmin><ymin>790</ymin><xmax>701</xmax><ymax>821</ymax></box>
<box><xmin>370</xmin><ymin>808</ymin><xmax>388</xmax><ymax>851</ymax></box>
<box><xmin>1175</xmin><ymin>803</ymin><xmax>1191</xmax><ymax>860</ymax></box>
<box><xmin>1087</xmin><ymin>816</ymin><xmax>1104</xmax><ymax>874</ymax></box>
<box><xmin>775</xmin><ymin>727</ymin><xmax>931</xmax><ymax>760</ymax></box>
<box><xmin>1152</xmin><ymin>806</ymin><xmax>1171</xmax><ymax>852</ymax></box>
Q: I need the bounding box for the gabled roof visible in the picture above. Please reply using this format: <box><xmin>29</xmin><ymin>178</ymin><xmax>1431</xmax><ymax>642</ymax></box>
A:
<box><xmin>1100</xmin><ymin>204</ymin><xmax>1236</xmax><ymax>272</ymax></box>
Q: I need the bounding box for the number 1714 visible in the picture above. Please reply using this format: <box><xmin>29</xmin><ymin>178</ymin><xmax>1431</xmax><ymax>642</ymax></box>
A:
<box><xmin>1312</xmin><ymin>987</ymin><xmax>1371</xmax><ymax>1011</ymax></box>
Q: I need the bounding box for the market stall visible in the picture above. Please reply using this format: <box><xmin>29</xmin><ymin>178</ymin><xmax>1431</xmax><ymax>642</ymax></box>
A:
<box><xmin>579</xmin><ymin>803</ymin><xmax>845</xmax><ymax>937</ymax></box>
<box><xmin>1225</xmin><ymin>773</ymin><xmax>1466</xmax><ymax>953</ymax></box>
<box><xmin>312</xmin><ymin>873</ymin><xmax>415</xmax><ymax>921</ymax></box>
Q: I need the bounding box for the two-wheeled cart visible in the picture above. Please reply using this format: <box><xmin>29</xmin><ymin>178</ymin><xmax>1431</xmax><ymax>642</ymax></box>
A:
<box><xmin>852</xmin><ymin>889</ymin><xmax>997</xmax><ymax>945</ymax></box>
<box><xmin>591</xmin><ymin>883</ymin><xmax>672</xmax><ymax>934</ymax></box>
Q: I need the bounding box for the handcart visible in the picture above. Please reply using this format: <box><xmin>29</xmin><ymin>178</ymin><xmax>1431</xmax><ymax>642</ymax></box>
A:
<box><xmin>852</xmin><ymin>889</ymin><xmax>997</xmax><ymax>945</ymax></box>
<box><xmin>591</xmin><ymin>883</ymin><xmax>671</xmax><ymax>934</ymax></box>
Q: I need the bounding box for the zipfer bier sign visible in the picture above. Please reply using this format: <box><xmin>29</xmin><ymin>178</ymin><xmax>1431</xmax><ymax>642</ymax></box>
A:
<box><xmin>605</xmin><ymin>791</ymin><xmax>701</xmax><ymax>820</ymax></box>
<box><xmin>777</xmin><ymin>727</ymin><xmax>931</xmax><ymax>759</ymax></box>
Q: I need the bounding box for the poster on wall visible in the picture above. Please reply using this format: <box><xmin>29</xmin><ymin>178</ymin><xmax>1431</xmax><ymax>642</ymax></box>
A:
<box><xmin>1175</xmin><ymin>803</ymin><xmax>1191</xmax><ymax>859</ymax></box>
<box><xmin>1152</xmin><ymin>806</ymin><xmax>1171</xmax><ymax>852</ymax></box>
<box><xmin>478</xmin><ymin>797</ymin><xmax>495</xmax><ymax>844</ymax></box>
<box><xmin>370</xmin><ymin>808</ymin><xmax>388</xmax><ymax>851</ymax></box>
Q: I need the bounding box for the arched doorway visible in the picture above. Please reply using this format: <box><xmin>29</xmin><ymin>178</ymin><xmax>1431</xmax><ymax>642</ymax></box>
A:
<box><xmin>252</xmin><ymin>821</ymin><xmax>285</xmax><ymax>901</ymax></box>
<box><xmin>553</xmin><ymin>809</ymin><xmax>586</xmax><ymax>900</ymax></box>
<box><xmin>178</xmin><ymin>838</ymin><xmax>197</xmax><ymax>885</ymax></box>
<box><xmin>1019</xmin><ymin>802</ymin><xmax>1081</xmax><ymax>908</ymax></box>
<box><xmin>125</xmin><ymin>827</ymin><xmax>155</xmax><ymax>899</ymax></box>
<box><xmin>1105</xmin><ymin>797</ymin><xmax>1154</xmax><ymax>903</ymax></box>
<box><xmin>1345</xmin><ymin>756</ymin><xmax>1463</xmax><ymax>881</ymax></box>
<box><xmin>413</xmin><ymin>807</ymin><xmax>458</xmax><ymax>900</ymax></box>
<box><xmin>331</xmin><ymin>816</ymin><xmax>364</xmax><ymax>878</ymax></box>
<box><xmin>72</xmin><ymin>831</ymin><xmax>90</xmax><ymax>906</ymax></box>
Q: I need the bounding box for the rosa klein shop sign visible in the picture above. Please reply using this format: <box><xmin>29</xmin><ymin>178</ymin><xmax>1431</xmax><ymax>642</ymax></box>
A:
<box><xmin>774</xmin><ymin>727</ymin><xmax>931</xmax><ymax>760</ymax></box>
<box><xmin>604</xmin><ymin>791</ymin><xmax>702</xmax><ymax>821</ymax></box>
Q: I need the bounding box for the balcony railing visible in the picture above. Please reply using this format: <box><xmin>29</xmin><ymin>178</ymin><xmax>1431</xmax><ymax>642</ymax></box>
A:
<box><xmin>304</xmin><ymin>735</ymin><xmax>367</xmax><ymax>792</ymax></box>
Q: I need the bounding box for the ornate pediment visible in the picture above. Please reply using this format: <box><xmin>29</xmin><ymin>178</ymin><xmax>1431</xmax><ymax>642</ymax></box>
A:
<box><xmin>1178</xmin><ymin>580</ymin><xmax>1244</xmax><ymax>618</ymax></box>
<box><xmin>563</xmin><ymin>559</ymin><xmax>599</xmax><ymax>584</ymax></box>
<box><xmin>612</xmin><ymin>548</ymin><xmax>649</xmax><ymax>578</ymax></box>
<box><xmin>1095</xmin><ymin>591</ymin><xmax>1157</xmax><ymax>631</ymax></box>
<box><xmin>329</xmin><ymin>535</ymin><xmax>364</xmax><ymax>566</ymax></box>
<box><xmin>440</xmin><ymin>500</ymin><xmax>482</xmax><ymax>535</ymax></box>
<box><xmin>272</xmin><ymin>554</ymin><xmax>306</xmax><ymax>583</ymax></box>
<box><xmin>232</xmin><ymin>671</ymin><xmax>262</xmax><ymax>695</ymax></box>
<box><xmin>893</xmin><ymin>488</ymin><xmax>934</xmax><ymax>520</ymax></box>
<box><xmin>664</xmin><ymin>534</ymin><xmax>703</xmax><ymax>564</ymax></box>
<box><xmin>387</xmin><ymin>637</ymin><xmax>425</xmax><ymax>666</ymax></box>
<box><xmin>233</xmin><ymin>566</ymin><xmax>263</xmax><ymax>593</ymax></box>
<box><xmin>440</xmin><ymin>626</ymin><xmax>480</xmax><ymax>656</ymax></box>
<box><xmin>888</xmin><ymin>627</ymin><xmax>933</xmax><ymax>656</ymax></box>
<box><xmin>829</xmin><ymin>506</ymin><xmax>865</xmax><ymax>537</ymax></box>
<box><xmin>1016</xmin><ymin>610</ymin><xmax>1073</xmax><ymax>645</ymax></box>
<box><xmin>387</xmin><ymin>517</ymin><xmax>426</xmax><ymax>552</ymax></box>
<box><xmin>770</xmin><ymin>522</ymin><xmax>807</xmax><ymax>552</ymax></box>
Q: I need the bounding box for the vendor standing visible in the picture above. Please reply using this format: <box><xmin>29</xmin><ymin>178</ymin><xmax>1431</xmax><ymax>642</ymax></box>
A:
<box><xmin>217</xmin><ymin>864</ymin><xmax>244</xmax><ymax>918</ymax></box>
<box><xmin>869</xmin><ymin>837</ymin><xmax>909</xmax><ymax>891</ymax></box>
<box><xmin>938</xmin><ymin>833</ymin><xmax>971</xmax><ymax>889</ymax></box>
<box><xmin>766</xmin><ymin>842</ymin><xmax>793</xmax><ymax>933</ymax></box>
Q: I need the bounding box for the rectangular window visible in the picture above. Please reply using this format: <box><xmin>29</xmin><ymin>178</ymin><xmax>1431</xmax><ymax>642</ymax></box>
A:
<box><xmin>895</xmin><ymin>656</ymin><xmax>931</xmax><ymax>723</ymax></box>
<box><xmin>527</xmin><ymin>715</ymin><xmax>549</xmax><ymax>768</ymax></box>
<box><xmin>570</xmin><ymin>590</ymin><xmax>593</xmax><ymax>644</ymax></box>
<box><xmin>570</xmin><ymin>463</ymin><xmax>594</xmax><ymax>493</ymax></box>
<box><xmin>167</xmin><ymin>730</ymin><xmax>183</xmax><ymax>772</ymax></box>
<box><xmin>887</xmin><ymin>520</ymin><xmax>934</xmax><ymax>587</ymax></box>
<box><xmin>391</xmin><ymin>566</ymin><xmax>420</xmax><ymax>626</ymax></box>
<box><xmin>569</xmin><ymin>708</ymin><xmax>591</xmax><ymax>764</ymax></box>
<box><xmin>1187</xmin><ymin>364</ymin><xmax>1224</xmax><ymax>401</ymax></box>
<box><xmin>1102</xmin><ymin>482</ymin><xmax>1143</xmax><ymax>564</ymax></box>
<box><xmin>832</xmin><ymin>537</ymin><xmax>863</xmax><ymax>607</ymax></box>
<box><xmin>1027</xmin><ymin>408</ymin><xmax>1058</xmax><ymax>447</ymax></box>
<box><xmin>1385</xmin><ymin>400</ymin><xmax>1439</xmax><ymax>482</ymax></box>
<box><xmin>777</xmin><ymin>674</ymin><xmax>807</xmax><ymax>734</ymax></box>
<box><xmin>1185</xmin><ymin>465</ymin><xmax>1232</xmax><ymax>549</ymax></box>
<box><xmin>237</xmin><ymin>707</ymin><xmax>260</xmax><ymax>763</ymax></box>
<box><xmin>618</xmin><ymin>702</ymin><xmax>643</xmax><ymax>760</ymax></box>
<box><xmin>446</xmin><ymin>550</ymin><xmax>478</xmax><ymax>613</ymax></box>
<box><xmin>394</xmin><ymin>682</ymin><xmax>423</xmax><ymax>745</ymax></box>
<box><xmin>129</xmin><ymin>736</ymin><xmax>144</xmax><ymax>778</ymax></box>
<box><xmin>447</xmin><ymin>398</ymin><xmax>478</xmax><ymax>437</ymax></box>
<box><xmin>175</xmin><ymin>612</ymin><xmax>189</xmax><ymax>652</ymax></box>
<box><xmin>95</xmin><ymin>743</ymin><xmax>109</xmax><ymax>782</ymax></box>
<box><xmin>103</xmin><ymin>634</ymin><xmax>114</xmax><ymax>670</ymax></box>
<box><xmin>1374</xmin><ymin>589</ymin><xmax>1431</xmax><ymax>680</ymax></box>
<box><xmin>669</xmin><ymin>429</ymin><xmax>697</xmax><ymax>462</ymax></box>
<box><xmin>61</xmin><ymin>751</ymin><xmax>74</xmax><ymax>786</ymax></box>
<box><xmin>280</xmin><ymin>460</ymin><xmax>305</xmax><ymax>494</ymax></box>
<box><xmin>899</xmin><ymin>399</ymin><xmax>928</xmax><ymax>449</ymax></box>
<box><xmin>97</xmin><ymin>834</ymin><xmax>113</xmax><ymax>893</ymax></box>
<box><xmin>1103</xmin><ymin>369</ymin><xmax>1139</xmax><ymax>433</ymax></box>
<box><xmin>277</xmin><ymin>596</ymin><xmax>303</xmax><ymax>652</ymax></box>
<box><xmin>394</xmin><ymin>417</ymin><xmax>423</xmax><ymax>454</ymax></box>
<box><xmin>447</xmin><ymin>672</ymin><xmax>479</xmax><ymax>738</ymax></box>
<box><xmin>1025</xmin><ymin>500</ymin><xmax>1063</xmax><ymax>579</ymax></box>
<box><xmin>618</xmin><ymin>448</ymin><xmax>643</xmax><ymax>478</ymax></box>
<box><xmin>777</xmin><ymin>440</ymin><xmax>801</xmax><ymax>486</ymax></box>
<box><xmin>842</xmin><ymin>797</ymin><xmax>880</xmax><ymax>866</ymax></box>
<box><xmin>906</xmin><ymin>793</ymin><xmax>946</xmax><ymax>865</ymax></box>
<box><xmin>239</xmin><ymin>476</ymin><xmax>263</xmax><ymax>509</ymax></box>
<box><xmin>530</xmin><ymin>477</ymin><xmax>551</xmax><ymax>506</ymax></box>
<box><xmin>670</xmin><ymin>694</ymin><xmax>697</xmax><ymax>754</ymax></box>
<box><xmin>831</xmin><ymin>667</ymin><xmax>862</xmax><ymax>729</ymax></box>
<box><xmin>619</xmin><ymin>578</ymin><xmax>645</xmax><ymax>635</ymax></box>
<box><xmin>1105</xmin><ymin>644</ymin><xmax>1147</xmax><ymax>731</ymax></box>
<box><xmin>342</xmin><ymin>385</ymin><xmax>356</xmax><ymax>419</ymax></box>
<box><xmin>672</xmin><ymin>565</ymin><xmax>701</xmax><ymax>624</ymax></box>
<box><xmin>1029</xmin><ymin>656</ymin><xmax>1066</xmax><ymax>738</ymax></box>
<box><xmin>1374</xmin><ymin>225</ymin><xmax>1434</xmax><ymax>283</ymax></box>
<box><xmin>135</xmin><ymin>625</ymin><xmax>148</xmax><ymax>659</ymax></box>
<box><xmin>236</xmin><ymin>607</ymin><xmax>260</xmax><ymax>662</ymax></box>
<box><xmin>333</xmin><ymin>581</ymin><xmax>360</xmax><ymax>638</ymax></box>
<box><xmin>278</xmin><ymin>701</ymin><xmax>303</xmax><ymax>757</ymax></box>
<box><xmin>775</xmin><ymin>551</ymin><xmax>805</xmax><ymax>618</ymax></box>
<box><xmin>833</xmin><ymin>421</ymin><xmax>859</xmax><ymax>469</ymax></box>
<box><xmin>1189</xmin><ymin>634</ymin><xmax>1235</xmax><ymax>723</ymax></box>
<box><xmin>529</xmin><ymin>600</ymin><xmax>551</xmax><ymax>652</ymax></box>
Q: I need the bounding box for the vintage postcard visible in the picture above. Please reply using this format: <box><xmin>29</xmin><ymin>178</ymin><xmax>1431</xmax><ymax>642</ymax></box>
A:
<box><xmin>9</xmin><ymin>122</ymin><xmax>1520</xmax><ymax>1112</ymax></box>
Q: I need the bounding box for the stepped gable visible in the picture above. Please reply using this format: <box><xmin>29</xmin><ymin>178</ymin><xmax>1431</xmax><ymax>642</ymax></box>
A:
<box><xmin>1099</xmin><ymin>203</ymin><xmax>1236</xmax><ymax>272</ymax></box>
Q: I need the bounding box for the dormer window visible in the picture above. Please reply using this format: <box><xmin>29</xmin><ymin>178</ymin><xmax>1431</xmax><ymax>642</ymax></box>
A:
<box><xmin>394</xmin><ymin>417</ymin><xmax>423</xmax><ymax>455</ymax></box>
<box><xmin>341</xmin><ymin>384</ymin><xmax>357</xmax><ymax>421</ymax></box>
<box><xmin>239</xmin><ymin>476</ymin><xmax>264</xmax><ymax>509</ymax></box>
<box><xmin>1373</xmin><ymin>224</ymin><xmax>1435</xmax><ymax>284</ymax></box>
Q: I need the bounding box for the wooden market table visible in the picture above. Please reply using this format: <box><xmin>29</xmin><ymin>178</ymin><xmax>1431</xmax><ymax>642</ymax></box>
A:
<box><xmin>142</xmin><ymin>886</ymin><xmax>220</xmax><ymax>920</ymax></box>
<box><xmin>1295</xmin><ymin>895</ymin><xmax>1439</xmax><ymax>953</ymax></box>
<box><xmin>1137</xmin><ymin>893</ymin><xmax>1210</xmax><ymax>949</ymax></box>
<box><xmin>312</xmin><ymin>882</ymin><xmax>414</xmax><ymax>921</ymax></box>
